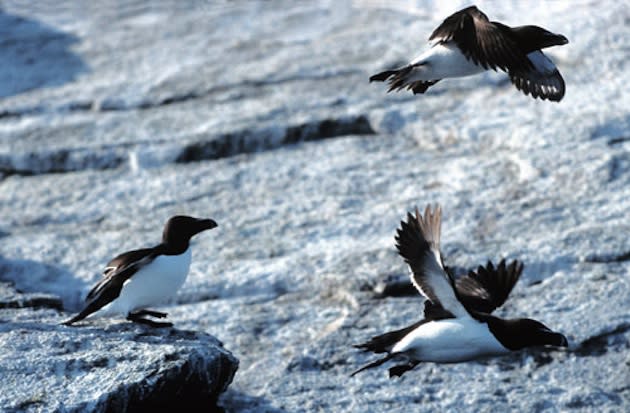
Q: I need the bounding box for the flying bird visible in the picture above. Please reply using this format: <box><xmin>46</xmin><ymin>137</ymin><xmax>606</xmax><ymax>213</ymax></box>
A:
<box><xmin>352</xmin><ymin>205</ymin><xmax>567</xmax><ymax>377</ymax></box>
<box><xmin>370</xmin><ymin>5</ymin><xmax>569</xmax><ymax>101</ymax></box>
<box><xmin>63</xmin><ymin>215</ymin><xmax>218</xmax><ymax>328</ymax></box>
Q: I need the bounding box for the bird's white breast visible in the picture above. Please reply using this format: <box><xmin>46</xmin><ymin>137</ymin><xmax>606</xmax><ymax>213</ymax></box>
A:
<box><xmin>408</xmin><ymin>43</ymin><xmax>486</xmax><ymax>81</ymax></box>
<box><xmin>106</xmin><ymin>247</ymin><xmax>192</xmax><ymax>315</ymax></box>
<box><xmin>392</xmin><ymin>317</ymin><xmax>508</xmax><ymax>362</ymax></box>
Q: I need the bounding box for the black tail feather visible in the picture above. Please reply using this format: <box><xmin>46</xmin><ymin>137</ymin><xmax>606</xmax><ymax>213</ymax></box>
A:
<box><xmin>354</xmin><ymin>320</ymin><xmax>426</xmax><ymax>354</ymax></box>
<box><xmin>371</xmin><ymin>65</ymin><xmax>441</xmax><ymax>95</ymax></box>
<box><xmin>350</xmin><ymin>353</ymin><xmax>398</xmax><ymax>377</ymax></box>
<box><xmin>369</xmin><ymin>70</ymin><xmax>398</xmax><ymax>82</ymax></box>
<box><xmin>61</xmin><ymin>301</ymin><xmax>103</xmax><ymax>326</ymax></box>
<box><xmin>61</xmin><ymin>314</ymin><xmax>84</xmax><ymax>326</ymax></box>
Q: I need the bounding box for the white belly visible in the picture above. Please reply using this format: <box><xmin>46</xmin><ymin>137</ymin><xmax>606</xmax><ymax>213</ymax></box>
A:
<box><xmin>408</xmin><ymin>43</ymin><xmax>486</xmax><ymax>81</ymax></box>
<box><xmin>102</xmin><ymin>248</ymin><xmax>192</xmax><ymax>316</ymax></box>
<box><xmin>392</xmin><ymin>318</ymin><xmax>508</xmax><ymax>362</ymax></box>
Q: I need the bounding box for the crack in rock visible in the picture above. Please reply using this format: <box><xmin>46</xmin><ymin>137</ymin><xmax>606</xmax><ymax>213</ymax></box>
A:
<box><xmin>0</xmin><ymin>70</ymin><xmax>360</xmax><ymax>118</ymax></box>
<box><xmin>1</xmin><ymin>116</ymin><xmax>373</xmax><ymax>176</ymax></box>
<box><xmin>584</xmin><ymin>250</ymin><xmax>630</xmax><ymax>263</ymax></box>
<box><xmin>0</xmin><ymin>295</ymin><xmax>63</xmax><ymax>310</ymax></box>
<box><xmin>370</xmin><ymin>266</ymin><xmax>472</xmax><ymax>299</ymax></box>
<box><xmin>0</xmin><ymin>281</ymin><xmax>63</xmax><ymax>310</ymax></box>
<box><xmin>0</xmin><ymin>148</ymin><xmax>126</xmax><ymax>176</ymax></box>
<box><xmin>176</xmin><ymin>115</ymin><xmax>375</xmax><ymax>163</ymax></box>
<box><xmin>575</xmin><ymin>323</ymin><xmax>630</xmax><ymax>356</ymax></box>
<box><xmin>608</xmin><ymin>136</ymin><xmax>630</xmax><ymax>145</ymax></box>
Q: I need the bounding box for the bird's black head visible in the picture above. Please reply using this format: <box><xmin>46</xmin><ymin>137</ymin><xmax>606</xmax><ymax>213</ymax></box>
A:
<box><xmin>513</xmin><ymin>25</ymin><xmax>569</xmax><ymax>52</ymax></box>
<box><xmin>487</xmin><ymin>316</ymin><xmax>568</xmax><ymax>350</ymax></box>
<box><xmin>162</xmin><ymin>215</ymin><xmax>218</xmax><ymax>252</ymax></box>
<box><xmin>516</xmin><ymin>318</ymin><xmax>568</xmax><ymax>349</ymax></box>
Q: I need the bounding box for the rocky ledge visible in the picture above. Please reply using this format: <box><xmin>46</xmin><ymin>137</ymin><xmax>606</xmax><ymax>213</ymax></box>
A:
<box><xmin>0</xmin><ymin>280</ymin><xmax>238</xmax><ymax>413</ymax></box>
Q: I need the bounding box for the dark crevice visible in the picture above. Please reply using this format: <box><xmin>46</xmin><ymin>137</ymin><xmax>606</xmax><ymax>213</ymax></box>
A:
<box><xmin>0</xmin><ymin>107</ymin><xmax>43</xmax><ymax>119</ymax></box>
<box><xmin>371</xmin><ymin>275</ymin><xmax>415</xmax><ymax>298</ymax></box>
<box><xmin>0</xmin><ymin>70</ymin><xmax>360</xmax><ymax>118</ymax></box>
<box><xmin>574</xmin><ymin>323</ymin><xmax>630</xmax><ymax>356</ymax></box>
<box><xmin>607</xmin><ymin>136</ymin><xmax>630</xmax><ymax>146</ymax></box>
<box><xmin>369</xmin><ymin>265</ymin><xmax>470</xmax><ymax>299</ymax></box>
<box><xmin>584</xmin><ymin>250</ymin><xmax>630</xmax><ymax>263</ymax></box>
<box><xmin>176</xmin><ymin>115</ymin><xmax>375</xmax><ymax>164</ymax></box>
<box><xmin>0</xmin><ymin>149</ymin><xmax>126</xmax><ymax>176</ymax></box>
<box><xmin>0</xmin><ymin>115</ymin><xmax>374</xmax><ymax>176</ymax></box>
<box><xmin>0</xmin><ymin>295</ymin><xmax>63</xmax><ymax>310</ymax></box>
<box><xmin>373</xmin><ymin>280</ymin><xmax>415</xmax><ymax>298</ymax></box>
<box><xmin>0</xmin><ymin>281</ymin><xmax>63</xmax><ymax>310</ymax></box>
<box><xmin>1</xmin><ymin>101</ymin><xmax>93</xmax><ymax>119</ymax></box>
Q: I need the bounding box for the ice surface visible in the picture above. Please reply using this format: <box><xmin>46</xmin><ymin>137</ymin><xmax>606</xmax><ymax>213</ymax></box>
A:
<box><xmin>0</xmin><ymin>0</ymin><xmax>628</xmax><ymax>412</ymax></box>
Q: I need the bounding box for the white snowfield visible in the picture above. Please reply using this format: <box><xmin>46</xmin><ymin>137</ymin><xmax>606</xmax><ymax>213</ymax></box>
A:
<box><xmin>0</xmin><ymin>1</ymin><xmax>628</xmax><ymax>412</ymax></box>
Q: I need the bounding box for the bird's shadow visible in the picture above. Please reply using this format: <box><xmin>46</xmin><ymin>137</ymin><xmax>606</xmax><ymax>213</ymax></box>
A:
<box><xmin>0</xmin><ymin>254</ymin><xmax>83</xmax><ymax>311</ymax></box>
<box><xmin>0</xmin><ymin>9</ymin><xmax>89</xmax><ymax>98</ymax></box>
<box><xmin>218</xmin><ymin>389</ymin><xmax>289</xmax><ymax>413</ymax></box>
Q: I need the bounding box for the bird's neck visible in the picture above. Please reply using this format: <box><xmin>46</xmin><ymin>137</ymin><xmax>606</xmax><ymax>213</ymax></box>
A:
<box><xmin>159</xmin><ymin>240</ymin><xmax>190</xmax><ymax>255</ymax></box>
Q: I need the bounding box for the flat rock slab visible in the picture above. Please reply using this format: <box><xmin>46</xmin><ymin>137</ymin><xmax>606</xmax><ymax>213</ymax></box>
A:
<box><xmin>0</xmin><ymin>282</ymin><xmax>238</xmax><ymax>413</ymax></box>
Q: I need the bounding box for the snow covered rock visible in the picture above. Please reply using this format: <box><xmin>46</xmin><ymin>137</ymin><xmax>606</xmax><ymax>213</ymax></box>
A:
<box><xmin>0</xmin><ymin>278</ymin><xmax>238</xmax><ymax>412</ymax></box>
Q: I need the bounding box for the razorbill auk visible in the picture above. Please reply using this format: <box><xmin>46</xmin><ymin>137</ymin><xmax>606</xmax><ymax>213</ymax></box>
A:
<box><xmin>370</xmin><ymin>5</ymin><xmax>569</xmax><ymax>101</ymax></box>
<box><xmin>63</xmin><ymin>215</ymin><xmax>217</xmax><ymax>328</ymax></box>
<box><xmin>352</xmin><ymin>204</ymin><xmax>567</xmax><ymax>377</ymax></box>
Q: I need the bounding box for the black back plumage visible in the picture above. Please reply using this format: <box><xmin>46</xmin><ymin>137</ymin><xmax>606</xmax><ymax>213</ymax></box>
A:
<box><xmin>428</xmin><ymin>6</ymin><xmax>532</xmax><ymax>72</ymax></box>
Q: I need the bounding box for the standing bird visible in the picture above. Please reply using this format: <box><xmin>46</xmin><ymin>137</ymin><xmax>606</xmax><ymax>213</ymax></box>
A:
<box><xmin>352</xmin><ymin>205</ymin><xmax>567</xmax><ymax>377</ymax></box>
<box><xmin>63</xmin><ymin>215</ymin><xmax>218</xmax><ymax>328</ymax></box>
<box><xmin>370</xmin><ymin>5</ymin><xmax>569</xmax><ymax>101</ymax></box>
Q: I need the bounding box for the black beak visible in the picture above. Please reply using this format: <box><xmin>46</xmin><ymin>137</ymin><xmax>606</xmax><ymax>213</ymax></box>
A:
<box><xmin>191</xmin><ymin>218</ymin><xmax>217</xmax><ymax>235</ymax></box>
<box><xmin>200</xmin><ymin>218</ymin><xmax>218</xmax><ymax>230</ymax></box>
<box><xmin>550</xmin><ymin>332</ymin><xmax>568</xmax><ymax>347</ymax></box>
<box><xmin>557</xmin><ymin>334</ymin><xmax>569</xmax><ymax>347</ymax></box>
<box><xmin>538</xmin><ymin>325</ymin><xmax>568</xmax><ymax>348</ymax></box>
<box><xmin>548</xmin><ymin>33</ymin><xmax>569</xmax><ymax>46</ymax></box>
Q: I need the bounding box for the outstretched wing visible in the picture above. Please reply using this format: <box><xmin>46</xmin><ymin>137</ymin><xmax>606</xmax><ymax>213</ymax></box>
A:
<box><xmin>395</xmin><ymin>205</ymin><xmax>468</xmax><ymax>318</ymax></box>
<box><xmin>429</xmin><ymin>6</ymin><xmax>532</xmax><ymax>72</ymax></box>
<box><xmin>509</xmin><ymin>51</ymin><xmax>565</xmax><ymax>101</ymax></box>
<box><xmin>456</xmin><ymin>259</ymin><xmax>524</xmax><ymax>314</ymax></box>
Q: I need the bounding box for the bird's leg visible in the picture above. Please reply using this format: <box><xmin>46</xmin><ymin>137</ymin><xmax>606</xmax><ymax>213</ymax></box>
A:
<box><xmin>127</xmin><ymin>311</ymin><xmax>172</xmax><ymax>328</ymax></box>
<box><xmin>132</xmin><ymin>309</ymin><xmax>168</xmax><ymax>319</ymax></box>
<box><xmin>389</xmin><ymin>360</ymin><xmax>420</xmax><ymax>378</ymax></box>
